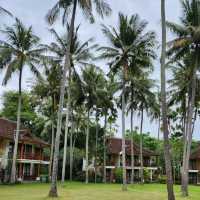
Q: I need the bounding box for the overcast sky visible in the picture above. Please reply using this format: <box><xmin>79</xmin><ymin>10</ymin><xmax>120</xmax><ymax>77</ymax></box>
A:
<box><xmin>0</xmin><ymin>0</ymin><xmax>199</xmax><ymax>140</ymax></box>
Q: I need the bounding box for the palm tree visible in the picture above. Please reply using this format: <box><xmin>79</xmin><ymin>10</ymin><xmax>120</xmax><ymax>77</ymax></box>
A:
<box><xmin>166</xmin><ymin>0</ymin><xmax>200</xmax><ymax>196</ymax></box>
<box><xmin>31</xmin><ymin>61</ymin><xmax>61</xmax><ymax>179</ymax></box>
<box><xmin>46</xmin><ymin>1</ymin><xmax>111</xmax><ymax>195</ymax></box>
<box><xmin>44</xmin><ymin>26</ymin><xmax>96</xmax><ymax>183</ymax></box>
<box><xmin>160</xmin><ymin>0</ymin><xmax>175</xmax><ymax>200</ymax></box>
<box><xmin>82</xmin><ymin>65</ymin><xmax>105</xmax><ymax>184</ymax></box>
<box><xmin>99</xmin><ymin>13</ymin><xmax>156</xmax><ymax>190</ymax></box>
<box><xmin>0</xmin><ymin>18</ymin><xmax>44</xmax><ymax>183</ymax></box>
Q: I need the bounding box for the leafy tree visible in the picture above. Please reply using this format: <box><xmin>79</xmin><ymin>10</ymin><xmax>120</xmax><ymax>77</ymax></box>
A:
<box><xmin>0</xmin><ymin>18</ymin><xmax>44</xmax><ymax>183</ymax></box>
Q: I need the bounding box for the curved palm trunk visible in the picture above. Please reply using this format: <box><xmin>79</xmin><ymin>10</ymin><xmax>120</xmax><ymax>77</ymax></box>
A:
<box><xmin>130</xmin><ymin>105</ymin><xmax>134</xmax><ymax>184</ymax></box>
<box><xmin>139</xmin><ymin>108</ymin><xmax>144</xmax><ymax>184</ymax></box>
<box><xmin>122</xmin><ymin>75</ymin><xmax>127</xmax><ymax>191</ymax></box>
<box><xmin>10</xmin><ymin>67</ymin><xmax>23</xmax><ymax>184</ymax></box>
<box><xmin>48</xmin><ymin>0</ymin><xmax>77</xmax><ymax>197</ymax></box>
<box><xmin>85</xmin><ymin>109</ymin><xmax>90</xmax><ymax>184</ymax></box>
<box><xmin>161</xmin><ymin>1</ymin><xmax>175</xmax><ymax>199</ymax></box>
<box><xmin>181</xmin><ymin>56</ymin><xmax>197</xmax><ymax>197</ymax></box>
<box><xmin>103</xmin><ymin>113</ymin><xmax>107</xmax><ymax>183</ymax></box>
<box><xmin>61</xmin><ymin>66</ymin><xmax>71</xmax><ymax>183</ymax></box>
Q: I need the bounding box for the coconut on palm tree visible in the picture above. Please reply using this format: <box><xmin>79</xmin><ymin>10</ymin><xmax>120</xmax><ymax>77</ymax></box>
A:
<box><xmin>0</xmin><ymin>18</ymin><xmax>44</xmax><ymax>183</ymax></box>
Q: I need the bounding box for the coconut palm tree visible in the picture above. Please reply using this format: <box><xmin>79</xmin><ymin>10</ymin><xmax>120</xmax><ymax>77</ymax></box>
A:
<box><xmin>81</xmin><ymin>65</ymin><xmax>105</xmax><ymax>184</ymax></box>
<box><xmin>160</xmin><ymin>0</ymin><xmax>175</xmax><ymax>200</ymax></box>
<box><xmin>0</xmin><ymin>18</ymin><xmax>44</xmax><ymax>183</ymax></box>
<box><xmin>46</xmin><ymin>1</ymin><xmax>111</xmax><ymax>195</ymax></box>
<box><xmin>166</xmin><ymin>0</ymin><xmax>200</xmax><ymax>196</ymax></box>
<box><xmin>31</xmin><ymin>61</ymin><xmax>61</xmax><ymax>179</ymax></box>
<box><xmin>99</xmin><ymin>13</ymin><xmax>156</xmax><ymax>190</ymax></box>
<box><xmin>44</xmin><ymin>26</ymin><xmax>96</xmax><ymax>183</ymax></box>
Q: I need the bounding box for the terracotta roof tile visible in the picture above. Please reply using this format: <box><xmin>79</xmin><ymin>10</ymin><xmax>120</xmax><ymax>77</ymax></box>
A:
<box><xmin>107</xmin><ymin>137</ymin><xmax>158</xmax><ymax>157</ymax></box>
<box><xmin>0</xmin><ymin>118</ymin><xmax>49</xmax><ymax>147</ymax></box>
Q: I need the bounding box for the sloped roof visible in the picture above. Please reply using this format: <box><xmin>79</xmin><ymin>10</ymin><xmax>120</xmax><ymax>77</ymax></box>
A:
<box><xmin>190</xmin><ymin>146</ymin><xmax>200</xmax><ymax>159</ymax></box>
<box><xmin>107</xmin><ymin>137</ymin><xmax>158</xmax><ymax>157</ymax></box>
<box><xmin>0</xmin><ymin>118</ymin><xmax>49</xmax><ymax>147</ymax></box>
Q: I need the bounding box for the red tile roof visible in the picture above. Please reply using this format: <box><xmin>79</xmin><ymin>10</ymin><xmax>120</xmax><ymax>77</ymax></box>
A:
<box><xmin>0</xmin><ymin>118</ymin><xmax>49</xmax><ymax>147</ymax></box>
<box><xmin>107</xmin><ymin>137</ymin><xmax>158</xmax><ymax>157</ymax></box>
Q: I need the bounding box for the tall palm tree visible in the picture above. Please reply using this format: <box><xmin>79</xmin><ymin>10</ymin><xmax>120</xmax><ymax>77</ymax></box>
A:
<box><xmin>0</xmin><ymin>18</ymin><xmax>44</xmax><ymax>183</ymax></box>
<box><xmin>44</xmin><ymin>26</ymin><xmax>96</xmax><ymax>183</ymax></box>
<box><xmin>166</xmin><ymin>0</ymin><xmax>200</xmax><ymax>196</ymax></box>
<box><xmin>82</xmin><ymin>65</ymin><xmax>105</xmax><ymax>184</ymax></box>
<box><xmin>99</xmin><ymin>13</ymin><xmax>156</xmax><ymax>190</ymax></box>
<box><xmin>31</xmin><ymin>61</ymin><xmax>61</xmax><ymax>179</ymax></box>
<box><xmin>160</xmin><ymin>0</ymin><xmax>175</xmax><ymax>200</ymax></box>
<box><xmin>46</xmin><ymin>1</ymin><xmax>111</xmax><ymax>195</ymax></box>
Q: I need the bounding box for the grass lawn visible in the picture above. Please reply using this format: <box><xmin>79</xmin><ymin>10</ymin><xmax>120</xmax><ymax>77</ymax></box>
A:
<box><xmin>0</xmin><ymin>182</ymin><xmax>199</xmax><ymax>200</ymax></box>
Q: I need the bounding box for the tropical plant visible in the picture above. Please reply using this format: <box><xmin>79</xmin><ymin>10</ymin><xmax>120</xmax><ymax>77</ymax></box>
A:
<box><xmin>160</xmin><ymin>0</ymin><xmax>175</xmax><ymax>200</ymax></box>
<box><xmin>99</xmin><ymin>13</ymin><xmax>156</xmax><ymax>190</ymax></box>
<box><xmin>81</xmin><ymin>65</ymin><xmax>106</xmax><ymax>183</ymax></box>
<box><xmin>46</xmin><ymin>0</ymin><xmax>111</xmax><ymax>195</ymax></box>
<box><xmin>0</xmin><ymin>18</ymin><xmax>44</xmax><ymax>183</ymax></box>
<box><xmin>166</xmin><ymin>0</ymin><xmax>200</xmax><ymax>196</ymax></box>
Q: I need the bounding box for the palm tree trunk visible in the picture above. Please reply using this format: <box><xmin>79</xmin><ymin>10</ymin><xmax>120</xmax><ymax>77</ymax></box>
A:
<box><xmin>140</xmin><ymin>108</ymin><xmax>144</xmax><ymax>184</ymax></box>
<box><xmin>95</xmin><ymin>111</ymin><xmax>98</xmax><ymax>184</ymax></box>
<box><xmin>122</xmin><ymin>75</ymin><xmax>127</xmax><ymax>191</ymax></box>
<box><xmin>71</xmin><ymin>131</ymin><xmax>77</xmax><ymax>181</ymax></box>
<box><xmin>130</xmin><ymin>104</ymin><xmax>134</xmax><ymax>184</ymax></box>
<box><xmin>49</xmin><ymin>123</ymin><xmax>55</xmax><ymax>180</ymax></box>
<box><xmin>158</xmin><ymin>115</ymin><xmax>160</xmax><ymax>141</ymax></box>
<box><xmin>160</xmin><ymin>1</ymin><xmax>175</xmax><ymax>199</ymax></box>
<box><xmin>70</xmin><ymin>119</ymin><xmax>74</xmax><ymax>181</ymax></box>
<box><xmin>85</xmin><ymin>109</ymin><xmax>90</xmax><ymax>184</ymax></box>
<box><xmin>103</xmin><ymin>113</ymin><xmax>107</xmax><ymax>183</ymax></box>
<box><xmin>48</xmin><ymin>0</ymin><xmax>77</xmax><ymax>197</ymax></box>
<box><xmin>61</xmin><ymin>66</ymin><xmax>71</xmax><ymax>183</ymax></box>
<box><xmin>10</xmin><ymin>67</ymin><xmax>23</xmax><ymax>184</ymax></box>
<box><xmin>181</xmin><ymin>56</ymin><xmax>197</xmax><ymax>197</ymax></box>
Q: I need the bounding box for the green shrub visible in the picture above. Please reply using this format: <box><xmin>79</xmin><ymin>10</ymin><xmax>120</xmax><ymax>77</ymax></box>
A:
<box><xmin>159</xmin><ymin>175</ymin><xmax>167</xmax><ymax>184</ymax></box>
<box><xmin>144</xmin><ymin>168</ymin><xmax>150</xmax><ymax>183</ymax></box>
<box><xmin>114</xmin><ymin>168</ymin><xmax>123</xmax><ymax>183</ymax></box>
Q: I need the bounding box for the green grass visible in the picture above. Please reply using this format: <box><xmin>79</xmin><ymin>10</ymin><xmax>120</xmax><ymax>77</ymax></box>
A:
<box><xmin>0</xmin><ymin>182</ymin><xmax>199</xmax><ymax>200</ymax></box>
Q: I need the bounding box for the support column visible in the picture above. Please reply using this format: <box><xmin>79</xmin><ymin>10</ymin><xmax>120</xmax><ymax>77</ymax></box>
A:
<box><xmin>30</xmin><ymin>145</ymin><xmax>34</xmax><ymax>176</ymax></box>
<box><xmin>150</xmin><ymin>169</ymin><xmax>153</xmax><ymax>182</ymax></box>
<box><xmin>19</xmin><ymin>143</ymin><xmax>24</xmax><ymax>180</ymax></box>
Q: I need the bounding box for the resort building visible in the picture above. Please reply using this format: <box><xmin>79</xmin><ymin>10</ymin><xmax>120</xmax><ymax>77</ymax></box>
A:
<box><xmin>0</xmin><ymin>118</ymin><xmax>50</xmax><ymax>182</ymax></box>
<box><xmin>105</xmin><ymin>137</ymin><xmax>159</xmax><ymax>183</ymax></box>
<box><xmin>189</xmin><ymin>146</ymin><xmax>200</xmax><ymax>184</ymax></box>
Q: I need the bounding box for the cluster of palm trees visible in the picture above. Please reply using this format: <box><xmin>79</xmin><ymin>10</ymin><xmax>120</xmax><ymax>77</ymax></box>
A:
<box><xmin>1</xmin><ymin>1</ymin><xmax>200</xmax><ymax>200</ymax></box>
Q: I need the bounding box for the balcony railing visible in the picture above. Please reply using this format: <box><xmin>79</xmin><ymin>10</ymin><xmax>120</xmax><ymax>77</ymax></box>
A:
<box><xmin>17</xmin><ymin>152</ymin><xmax>49</xmax><ymax>161</ymax></box>
<box><xmin>106</xmin><ymin>160</ymin><xmax>157</xmax><ymax>168</ymax></box>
